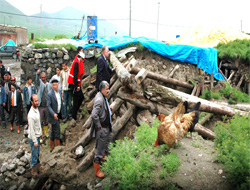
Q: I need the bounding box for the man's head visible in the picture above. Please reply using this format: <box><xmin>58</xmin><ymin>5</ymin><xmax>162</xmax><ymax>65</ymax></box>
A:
<box><xmin>62</xmin><ymin>62</ymin><xmax>68</xmax><ymax>71</ymax></box>
<box><xmin>51</xmin><ymin>79</ymin><xmax>59</xmax><ymax>92</ymax></box>
<box><xmin>11</xmin><ymin>77</ymin><xmax>16</xmax><ymax>84</ymax></box>
<box><xmin>77</xmin><ymin>46</ymin><xmax>83</xmax><ymax>53</ymax></box>
<box><xmin>99</xmin><ymin>81</ymin><xmax>110</xmax><ymax>97</ymax></box>
<box><xmin>78</xmin><ymin>52</ymin><xmax>85</xmax><ymax>61</ymax></box>
<box><xmin>101</xmin><ymin>46</ymin><xmax>109</xmax><ymax>58</ymax></box>
<box><xmin>27</xmin><ymin>76</ymin><xmax>32</xmax><ymax>85</ymax></box>
<box><xmin>11</xmin><ymin>84</ymin><xmax>16</xmax><ymax>92</ymax></box>
<box><xmin>40</xmin><ymin>72</ymin><xmax>47</xmax><ymax>83</ymax></box>
<box><xmin>4</xmin><ymin>74</ymin><xmax>8</xmax><ymax>81</ymax></box>
<box><xmin>31</xmin><ymin>94</ymin><xmax>39</xmax><ymax>109</ymax></box>
<box><xmin>56</xmin><ymin>66</ymin><xmax>61</xmax><ymax>76</ymax></box>
<box><xmin>5</xmin><ymin>71</ymin><xmax>11</xmax><ymax>80</ymax></box>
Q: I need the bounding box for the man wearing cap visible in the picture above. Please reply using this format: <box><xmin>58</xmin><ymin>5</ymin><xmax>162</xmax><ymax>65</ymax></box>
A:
<box><xmin>10</xmin><ymin>76</ymin><xmax>16</xmax><ymax>85</ymax></box>
<box><xmin>23</xmin><ymin>76</ymin><xmax>37</xmax><ymax>113</ymax></box>
<box><xmin>68</xmin><ymin>51</ymin><xmax>85</xmax><ymax>121</ymax></box>
<box><xmin>8</xmin><ymin>83</ymin><xmax>23</xmax><ymax>133</ymax></box>
<box><xmin>47</xmin><ymin>79</ymin><xmax>63</xmax><ymax>152</ymax></box>
<box><xmin>36</xmin><ymin>69</ymin><xmax>51</xmax><ymax>139</ymax></box>
<box><xmin>95</xmin><ymin>46</ymin><xmax>116</xmax><ymax>91</ymax></box>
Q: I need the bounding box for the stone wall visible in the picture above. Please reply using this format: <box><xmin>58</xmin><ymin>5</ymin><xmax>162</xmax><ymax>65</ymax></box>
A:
<box><xmin>20</xmin><ymin>46</ymin><xmax>99</xmax><ymax>86</ymax></box>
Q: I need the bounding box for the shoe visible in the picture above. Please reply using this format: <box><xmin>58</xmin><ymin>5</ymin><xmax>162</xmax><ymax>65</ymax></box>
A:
<box><xmin>10</xmin><ymin>124</ymin><xmax>13</xmax><ymax>132</ymax></box>
<box><xmin>2</xmin><ymin>121</ymin><xmax>6</xmax><ymax>129</ymax></box>
<box><xmin>49</xmin><ymin>139</ymin><xmax>54</xmax><ymax>152</ymax></box>
<box><xmin>32</xmin><ymin>164</ymin><xmax>38</xmax><ymax>179</ymax></box>
<box><xmin>63</xmin><ymin>117</ymin><xmax>68</xmax><ymax>123</ymax></box>
<box><xmin>17</xmin><ymin>125</ymin><xmax>20</xmax><ymax>134</ymax></box>
<box><xmin>93</xmin><ymin>162</ymin><xmax>104</xmax><ymax>178</ymax></box>
<box><xmin>43</xmin><ymin>126</ymin><xmax>49</xmax><ymax>138</ymax></box>
<box><xmin>69</xmin><ymin>117</ymin><xmax>73</xmax><ymax>120</ymax></box>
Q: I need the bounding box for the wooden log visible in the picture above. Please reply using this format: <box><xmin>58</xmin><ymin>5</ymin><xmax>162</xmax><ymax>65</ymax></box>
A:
<box><xmin>153</xmin><ymin>84</ymin><xmax>248</xmax><ymax>116</ymax></box>
<box><xmin>201</xmin><ymin>76</ymin><xmax>205</xmax><ymax>96</ymax></box>
<box><xmin>117</xmin><ymin>87</ymin><xmax>173</xmax><ymax>116</ymax></box>
<box><xmin>195</xmin><ymin>82</ymin><xmax>202</xmax><ymax>97</ymax></box>
<box><xmin>86</xmin><ymin>88</ymin><xmax>97</xmax><ymax>99</ymax></box>
<box><xmin>167</xmin><ymin>65</ymin><xmax>180</xmax><ymax>78</ymax></box>
<box><xmin>199</xmin><ymin>113</ymin><xmax>213</xmax><ymax>126</ymax></box>
<box><xmin>236</xmin><ymin>75</ymin><xmax>245</xmax><ymax>90</ymax></box>
<box><xmin>211</xmin><ymin>100</ymin><xmax>250</xmax><ymax>112</ymax></box>
<box><xmin>227</xmin><ymin>70</ymin><xmax>236</xmax><ymax>84</ymax></box>
<box><xmin>119</xmin><ymin>55</ymin><xmax>127</xmax><ymax>62</ymax></box>
<box><xmin>130</xmin><ymin>67</ymin><xmax>193</xmax><ymax>89</ymax></box>
<box><xmin>135</xmin><ymin>68</ymin><xmax>148</xmax><ymax>84</ymax></box>
<box><xmin>225</xmin><ymin>69</ymin><xmax>229</xmax><ymax>78</ymax></box>
<box><xmin>136</xmin><ymin>110</ymin><xmax>156</xmax><ymax>126</ymax></box>
<box><xmin>191</xmin><ymin>83</ymin><xmax>198</xmax><ymax>96</ymax></box>
<box><xmin>77</xmin><ymin>148</ymin><xmax>95</xmax><ymax>171</ymax></box>
<box><xmin>126</xmin><ymin>58</ymin><xmax>137</xmax><ymax>72</ymax></box>
<box><xmin>194</xmin><ymin>123</ymin><xmax>215</xmax><ymax>139</ymax></box>
<box><xmin>221</xmin><ymin>63</ymin><xmax>238</xmax><ymax>70</ymax></box>
<box><xmin>210</xmin><ymin>72</ymin><xmax>214</xmax><ymax>91</ymax></box>
<box><xmin>71</xmin><ymin>98</ymin><xmax>124</xmax><ymax>152</ymax></box>
<box><xmin>219</xmin><ymin>68</ymin><xmax>228</xmax><ymax>81</ymax></box>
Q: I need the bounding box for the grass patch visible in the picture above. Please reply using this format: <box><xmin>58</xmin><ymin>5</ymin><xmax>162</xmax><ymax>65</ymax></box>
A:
<box><xmin>214</xmin><ymin>114</ymin><xmax>250</xmax><ymax>189</ymax></box>
<box><xmin>102</xmin><ymin>119</ymin><xmax>181</xmax><ymax>189</ymax></box>
<box><xmin>33</xmin><ymin>43</ymin><xmax>77</xmax><ymax>51</ymax></box>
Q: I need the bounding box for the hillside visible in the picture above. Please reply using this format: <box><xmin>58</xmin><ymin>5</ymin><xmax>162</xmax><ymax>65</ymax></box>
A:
<box><xmin>0</xmin><ymin>0</ymin><xmax>127</xmax><ymax>39</ymax></box>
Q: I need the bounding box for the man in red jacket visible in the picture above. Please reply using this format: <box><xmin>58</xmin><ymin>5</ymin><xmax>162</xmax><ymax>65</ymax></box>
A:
<box><xmin>68</xmin><ymin>52</ymin><xmax>85</xmax><ymax>121</ymax></box>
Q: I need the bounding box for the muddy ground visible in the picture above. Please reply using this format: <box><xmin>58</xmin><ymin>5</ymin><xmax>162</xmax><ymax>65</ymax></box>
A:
<box><xmin>0</xmin><ymin>54</ymin><xmax>235</xmax><ymax>190</ymax></box>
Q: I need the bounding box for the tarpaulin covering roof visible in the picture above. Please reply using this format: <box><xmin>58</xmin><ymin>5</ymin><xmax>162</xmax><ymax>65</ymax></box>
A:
<box><xmin>4</xmin><ymin>39</ymin><xmax>16</xmax><ymax>46</ymax></box>
<box><xmin>81</xmin><ymin>36</ymin><xmax>224</xmax><ymax>80</ymax></box>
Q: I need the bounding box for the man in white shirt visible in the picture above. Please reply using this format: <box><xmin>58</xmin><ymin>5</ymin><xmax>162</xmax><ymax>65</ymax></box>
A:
<box><xmin>47</xmin><ymin>79</ymin><xmax>63</xmax><ymax>152</ymax></box>
<box><xmin>28</xmin><ymin>94</ymin><xmax>42</xmax><ymax>178</ymax></box>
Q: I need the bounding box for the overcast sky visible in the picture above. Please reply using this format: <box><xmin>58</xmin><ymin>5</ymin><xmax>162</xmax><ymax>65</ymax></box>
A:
<box><xmin>5</xmin><ymin>0</ymin><xmax>250</xmax><ymax>40</ymax></box>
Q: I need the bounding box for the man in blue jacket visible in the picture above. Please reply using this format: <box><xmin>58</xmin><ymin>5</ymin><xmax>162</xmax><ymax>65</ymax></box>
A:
<box><xmin>47</xmin><ymin>79</ymin><xmax>63</xmax><ymax>152</ymax></box>
<box><xmin>95</xmin><ymin>46</ymin><xmax>116</xmax><ymax>91</ymax></box>
<box><xmin>23</xmin><ymin>76</ymin><xmax>36</xmax><ymax>113</ymax></box>
<box><xmin>0</xmin><ymin>83</ymin><xmax>7</xmax><ymax>128</ymax></box>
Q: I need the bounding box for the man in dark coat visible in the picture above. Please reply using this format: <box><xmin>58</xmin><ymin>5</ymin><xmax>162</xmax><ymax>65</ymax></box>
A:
<box><xmin>8</xmin><ymin>83</ymin><xmax>23</xmax><ymax>133</ymax></box>
<box><xmin>47</xmin><ymin>79</ymin><xmax>63</xmax><ymax>152</ymax></box>
<box><xmin>95</xmin><ymin>46</ymin><xmax>116</xmax><ymax>90</ymax></box>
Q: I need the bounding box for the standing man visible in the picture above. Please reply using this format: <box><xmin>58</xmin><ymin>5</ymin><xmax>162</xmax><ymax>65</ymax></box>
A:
<box><xmin>36</xmin><ymin>69</ymin><xmax>51</xmax><ymax>138</ymax></box>
<box><xmin>60</xmin><ymin>62</ymin><xmax>72</xmax><ymax>122</ymax></box>
<box><xmin>23</xmin><ymin>76</ymin><xmax>37</xmax><ymax>113</ymax></box>
<box><xmin>47</xmin><ymin>79</ymin><xmax>63</xmax><ymax>152</ymax></box>
<box><xmin>28</xmin><ymin>94</ymin><xmax>42</xmax><ymax>179</ymax></box>
<box><xmin>90</xmin><ymin>81</ymin><xmax>113</xmax><ymax>178</ymax></box>
<box><xmin>0</xmin><ymin>83</ymin><xmax>7</xmax><ymax>128</ymax></box>
<box><xmin>8</xmin><ymin>83</ymin><xmax>23</xmax><ymax>133</ymax></box>
<box><xmin>95</xmin><ymin>46</ymin><xmax>116</xmax><ymax>91</ymax></box>
<box><xmin>68</xmin><ymin>52</ymin><xmax>85</xmax><ymax>121</ymax></box>
<box><xmin>0</xmin><ymin>60</ymin><xmax>6</xmax><ymax>80</ymax></box>
<box><xmin>49</xmin><ymin>66</ymin><xmax>62</xmax><ymax>91</ymax></box>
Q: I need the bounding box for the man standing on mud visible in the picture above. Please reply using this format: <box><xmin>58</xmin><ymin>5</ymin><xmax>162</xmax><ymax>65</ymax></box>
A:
<box><xmin>28</xmin><ymin>94</ymin><xmax>42</xmax><ymax>179</ymax></box>
<box><xmin>36</xmin><ymin>69</ymin><xmax>51</xmax><ymax>139</ymax></box>
<box><xmin>90</xmin><ymin>81</ymin><xmax>113</xmax><ymax>178</ymax></box>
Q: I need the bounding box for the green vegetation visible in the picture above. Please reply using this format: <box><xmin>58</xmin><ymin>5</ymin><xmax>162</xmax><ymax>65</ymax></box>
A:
<box><xmin>54</xmin><ymin>34</ymin><xmax>67</xmax><ymax>40</ymax></box>
<box><xmin>33</xmin><ymin>43</ymin><xmax>77</xmax><ymax>51</ymax></box>
<box><xmin>90</xmin><ymin>65</ymin><xmax>97</xmax><ymax>73</ymax></box>
<box><xmin>215</xmin><ymin>39</ymin><xmax>250</xmax><ymax>61</ymax></box>
<box><xmin>200</xmin><ymin>82</ymin><xmax>250</xmax><ymax>104</ymax></box>
<box><xmin>214</xmin><ymin>115</ymin><xmax>250</xmax><ymax>190</ymax></box>
<box><xmin>102</xmin><ymin>119</ymin><xmax>181</xmax><ymax>189</ymax></box>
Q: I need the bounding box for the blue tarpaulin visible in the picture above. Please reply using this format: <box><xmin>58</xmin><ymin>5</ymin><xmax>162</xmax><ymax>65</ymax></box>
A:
<box><xmin>4</xmin><ymin>39</ymin><xmax>16</xmax><ymax>46</ymax></box>
<box><xmin>80</xmin><ymin>36</ymin><xmax>224</xmax><ymax>81</ymax></box>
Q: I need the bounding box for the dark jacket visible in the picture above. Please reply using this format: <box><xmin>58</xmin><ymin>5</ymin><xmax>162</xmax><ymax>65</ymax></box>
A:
<box><xmin>8</xmin><ymin>90</ymin><xmax>23</xmax><ymax>112</ymax></box>
<box><xmin>0</xmin><ymin>65</ymin><xmax>5</xmax><ymax>80</ymax></box>
<box><xmin>95</xmin><ymin>54</ymin><xmax>113</xmax><ymax>90</ymax></box>
<box><xmin>0</xmin><ymin>86</ymin><xmax>7</xmax><ymax>105</ymax></box>
<box><xmin>23</xmin><ymin>83</ymin><xmax>36</xmax><ymax>107</ymax></box>
<box><xmin>47</xmin><ymin>89</ymin><xmax>63</xmax><ymax>125</ymax></box>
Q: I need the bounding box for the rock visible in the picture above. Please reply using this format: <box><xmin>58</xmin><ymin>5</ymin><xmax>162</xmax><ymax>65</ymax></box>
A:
<box><xmin>58</xmin><ymin>58</ymin><xmax>63</xmax><ymax>64</ymax></box>
<box><xmin>62</xmin><ymin>47</ymin><xmax>68</xmax><ymax>54</ymax></box>
<box><xmin>85</xmin><ymin>50</ymin><xmax>95</xmax><ymax>58</ymax></box>
<box><xmin>54</xmin><ymin>58</ymin><xmax>58</xmax><ymax>64</ymax></box>
<box><xmin>37</xmin><ymin>49</ymin><xmax>43</xmax><ymax>53</ymax></box>
<box><xmin>4</xmin><ymin>171</ymin><xmax>17</xmax><ymax>180</ymax></box>
<box><xmin>75</xmin><ymin>146</ymin><xmax>85</xmax><ymax>157</ymax></box>
<box><xmin>42</xmin><ymin>48</ymin><xmax>50</xmax><ymax>52</ymax></box>
<box><xmin>29</xmin><ymin>178</ymin><xmax>37</xmax><ymax>188</ymax></box>
<box><xmin>218</xmin><ymin>169</ymin><xmax>223</xmax><ymax>175</ymax></box>
<box><xmin>41</xmin><ymin>59</ymin><xmax>48</xmax><ymax>64</ymax></box>
<box><xmin>163</xmin><ymin>65</ymin><xmax>166</xmax><ymax>69</ymax></box>
<box><xmin>20</xmin><ymin>156</ymin><xmax>27</xmax><ymax>164</ymax></box>
<box><xmin>16</xmin><ymin>149</ymin><xmax>25</xmax><ymax>159</ymax></box>
<box><xmin>63</xmin><ymin>54</ymin><xmax>70</xmax><ymax>60</ymax></box>
<box><xmin>8</xmin><ymin>185</ymin><xmax>17</xmax><ymax>190</ymax></box>
<box><xmin>95</xmin><ymin>182</ymin><xmax>102</xmax><ymax>188</ymax></box>
<box><xmin>18</xmin><ymin>181</ymin><xmax>26</xmax><ymax>190</ymax></box>
<box><xmin>15</xmin><ymin>166</ymin><xmax>26</xmax><ymax>176</ymax></box>
<box><xmin>28</xmin><ymin>53</ymin><xmax>34</xmax><ymax>58</ymax></box>
<box><xmin>17</xmin><ymin>161</ymin><xmax>26</xmax><ymax>167</ymax></box>
<box><xmin>34</xmin><ymin>53</ymin><xmax>43</xmax><ymax>59</ymax></box>
<box><xmin>35</xmin><ymin>59</ymin><xmax>40</xmax><ymax>64</ymax></box>
<box><xmin>48</xmin><ymin>59</ymin><xmax>54</xmax><ymax>64</ymax></box>
<box><xmin>59</xmin><ymin>184</ymin><xmax>67</xmax><ymax>190</ymax></box>
<box><xmin>5</xmin><ymin>177</ymin><xmax>10</xmax><ymax>182</ymax></box>
<box><xmin>52</xmin><ymin>48</ymin><xmax>59</xmax><ymax>53</ymax></box>
<box><xmin>57</xmin><ymin>51</ymin><xmax>64</xmax><ymax>58</ymax></box>
<box><xmin>24</xmin><ymin>153</ymin><xmax>31</xmax><ymax>162</ymax></box>
<box><xmin>52</xmin><ymin>53</ymin><xmax>56</xmax><ymax>59</ymax></box>
<box><xmin>45</xmin><ymin>52</ymin><xmax>50</xmax><ymax>59</ymax></box>
<box><xmin>7</xmin><ymin>163</ymin><xmax>16</xmax><ymax>171</ymax></box>
<box><xmin>87</xmin><ymin>182</ymin><xmax>93</xmax><ymax>190</ymax></box>
<box><xmin>27</xmin><ymin>58</ymin><xmax>35</xmax><ymax>64</ymax></box>
<box><xmin>48</xmin><ymin>159</ymin><xmax>57</xmax><ymax>167</ymax></box>
<box><xmin>1</xmin><ymin>162</ymin><xmax>8</xmax><ymax>173</ymax></box>
<box><xmin>47</xmin><ymin>67</ymin><xmax>52</xmax><ymax>74</ymax></box>
<box><xmin>69</xmin><ymin>119</ymin><xmax>76</xmax><ymax>128</ymax></box>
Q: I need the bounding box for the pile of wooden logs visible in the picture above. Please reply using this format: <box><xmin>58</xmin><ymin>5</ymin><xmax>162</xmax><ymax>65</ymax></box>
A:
<box><xmin>73</xmin><ymin>48</ymin><xmax>249</xmax><ymax>172</ymax></box>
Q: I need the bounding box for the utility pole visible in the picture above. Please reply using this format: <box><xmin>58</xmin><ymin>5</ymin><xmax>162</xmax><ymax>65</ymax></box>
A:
<box><xmin>129</xmin><ymin>0</ymin><xmax>131</xmax><ymax>37</ymax></box>
<box><xmin>157</xmin><ymin>2</ymin><xmax>160</xmax><ymax>40</ymax></box>
<box><xmin>40</xmin><ymin>4</ymin><xmax>42</xmax><ymax>39</ymax></box>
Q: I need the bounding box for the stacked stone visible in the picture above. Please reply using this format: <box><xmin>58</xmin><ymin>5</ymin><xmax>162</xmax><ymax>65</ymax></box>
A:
<box><xmin>0</xmin><ymin>147</ymin><xmax>31</xmax><ymax>183</ymax></box>
<box><xmin>20</xmin><ymin>47</ymin><xmax>70</xmax><ymax>85</ymax></box>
